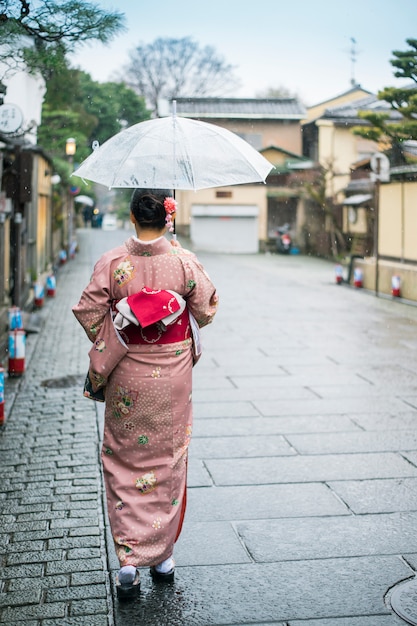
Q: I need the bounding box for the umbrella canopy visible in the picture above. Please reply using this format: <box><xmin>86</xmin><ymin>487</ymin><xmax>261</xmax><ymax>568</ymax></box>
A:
<box><xmin>72</xmin><ymin>115</ymin><xmax>273</xmax><ymax>190</ymax></box>
<box><xmin>74</xmin><ymin>195</ymin><xmax>94</xmax><ymax>206</ymax></box>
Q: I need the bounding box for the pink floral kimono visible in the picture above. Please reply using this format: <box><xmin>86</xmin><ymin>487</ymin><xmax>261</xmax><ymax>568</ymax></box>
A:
<box><xmin>73</xmin><ymin>236</ymin><xmax>217</xmax><ymax>568</ymax></box>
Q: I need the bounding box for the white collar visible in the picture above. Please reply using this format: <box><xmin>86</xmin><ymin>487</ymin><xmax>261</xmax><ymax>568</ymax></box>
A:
<box><xmin>133</xmin><ymin>235</ymin><xmax>165</xmax><ymax>244</ymax></box>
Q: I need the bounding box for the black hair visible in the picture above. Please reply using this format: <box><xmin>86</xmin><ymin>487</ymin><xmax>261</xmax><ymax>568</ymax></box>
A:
<box><xmin>130</xmin><ymin>188</ymin><xmax>173</xmax><ymax>230</ymax></box>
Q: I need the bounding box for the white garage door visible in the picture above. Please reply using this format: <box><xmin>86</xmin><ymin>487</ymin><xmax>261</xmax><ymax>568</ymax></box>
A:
<box><xmin>190</xmin><ymin>205</ymin><xmax>259</xmax><ymax>253</ymax></box>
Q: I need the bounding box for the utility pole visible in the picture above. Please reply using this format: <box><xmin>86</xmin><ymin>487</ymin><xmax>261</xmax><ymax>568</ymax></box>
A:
<box><xmin>370</xmin><ymin>152</ymin><xmax>390</xmax><ymax>297</ymax></box>
<box><xmin>374</xmin><ymin>166</ymin><xmax>380</xmax><ymax>297</ymax></box>
<box><xmin>350</xmin><ymin>37</ymin><xmax>357</xmax><ymax>87</ymax></box>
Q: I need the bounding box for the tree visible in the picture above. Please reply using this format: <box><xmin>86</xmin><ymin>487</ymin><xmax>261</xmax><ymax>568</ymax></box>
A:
<box><xmin>38</xmin><ymin>65</ymin><xmax>150</xmax><ymax>183</ymax></box>
<box><xmin>123</xmin><ymin>37</ymin><xmax>240</xmax><ymax>115</ymax></box>
<box><xmin>77</xmin><ymin>72</ymin><xmax>150</xmax><ymax>146</ymax></box>
<box><xmin>303</xmin><ymin>163</ymin><xmax>346</xmax><ymax>259</ymax></box>
<box><xmin>0</xmin><ymin>0</ymin><xmax>125</xmax><ymax>80</ymax></box>
<box><xmin>353</xmin><ymin>38</ymin><xmax>417</xmax><ymax>164</ymax></box>
<box><xmin>37</xmin><ymin>67</ymin><xmax>150</xmax><ymax>232</ymax></box>
<box><xmin>255</xmin><ymin>85</ymin><xmax>301</xmax><ymax>100</ymax></box>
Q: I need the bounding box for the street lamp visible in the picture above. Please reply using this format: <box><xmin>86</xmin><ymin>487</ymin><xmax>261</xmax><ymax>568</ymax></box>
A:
<box><xmin>65</xmin><ymin>138</ymin><xmax>76</xmax><ymax>256</ymax></box>
<box><xmin>65</xmin><ymin>137</ymin><xmax>76</xmax><ymax>158</ymax></box>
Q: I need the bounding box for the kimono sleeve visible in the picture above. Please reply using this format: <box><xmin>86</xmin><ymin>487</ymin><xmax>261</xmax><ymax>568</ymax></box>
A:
<box><xmin>73</xmin><ymin>254</ymin><xmax>128</xmax><ymax>390</ymax></box>
<box><xmin>180</xmin><ymin>256</ymin><xmax>218</xmax><ymax>328</ymax></box>
<box><xmin>72</xmin><ymin>254</ymin><xmax>112</xmax><ymax>342</ymax></box>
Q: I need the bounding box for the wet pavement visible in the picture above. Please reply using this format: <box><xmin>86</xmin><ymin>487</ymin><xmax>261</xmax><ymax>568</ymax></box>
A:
<box><xmin>2</xmin><ymin>227</ymin><xmax>417</xmax><ymax>624</ymax></box>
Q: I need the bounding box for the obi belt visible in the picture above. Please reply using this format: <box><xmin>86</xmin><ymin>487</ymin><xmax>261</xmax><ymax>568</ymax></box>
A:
<box><xmin>113</xmin><ymin>287</ymin><xmax>191</xmax><ymax>345</ymax></box>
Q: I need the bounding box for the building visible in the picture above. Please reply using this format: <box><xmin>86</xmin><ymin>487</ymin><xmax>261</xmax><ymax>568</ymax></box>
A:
<box><xmin>302</xmin><ymin>89</ymin><xmax>395</xmax><ymax>200</ymax></box>
<box><xmin>307</xmin><ymin>91</ymin><xmax>417</xmax><ymax>301</ymax></box>
<box><xmin>302</xmin><ymin>89</ymin><xmax>405</xmax><ymax>259</ymax></box>
<box><xmin>161</xmin><ymin>97</ymin><xmax>312</xmax><ymax>253</ymax></box>
<box><xmin>0</xmin><ymin>66</ymin><xmax>53</xmax><ymax>354</ymax></box>
<box><xmin>353</xmin><ymin>165</ymin><xmax>417</xmax><ymax>300</ymax></box>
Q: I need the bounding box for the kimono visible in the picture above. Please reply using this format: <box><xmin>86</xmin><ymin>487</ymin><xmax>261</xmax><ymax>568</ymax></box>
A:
<box><xmin>72</xmin><ymin>235</ymin><xmax>218</xmax><ymax>568</ymax></box>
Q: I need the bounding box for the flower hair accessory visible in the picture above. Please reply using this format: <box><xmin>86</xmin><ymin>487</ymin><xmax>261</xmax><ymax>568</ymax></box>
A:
<box><xmin>164</xmin><ymin>197</ymin><xmax>177</xmax><ymax>232</ymax></box>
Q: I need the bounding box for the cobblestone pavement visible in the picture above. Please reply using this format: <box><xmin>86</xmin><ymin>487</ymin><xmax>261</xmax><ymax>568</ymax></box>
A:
<box><xmin>2</xmin><ymin>227</ymin><xmax>417</xmax><ymax>625</ymax></box>
<box><xmin>0</xmin><ymin>229</ymin><xmax>112</xmax><ymax>625</ymax></box>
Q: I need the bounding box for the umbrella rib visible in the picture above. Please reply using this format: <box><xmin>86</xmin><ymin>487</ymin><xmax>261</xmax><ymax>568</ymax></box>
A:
<box><xmin>109</xmin><ymin>120</ymin><xmax>173</xmax><ymax>187</ymax></box>
<box><xmin>203</xmin><ymin>123</ymin><xmax>270</xmax><ymax>183</ymax></box>
<box><xmin>176</xmin><ymin>118</ymin><xmax>197</xmax><ymax>190</ymax></box>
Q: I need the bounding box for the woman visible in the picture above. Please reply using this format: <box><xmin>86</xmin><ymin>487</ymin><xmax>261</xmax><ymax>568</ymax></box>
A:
<box><xmin>73</xmin><ymin>188</ymin><xmax>218</xmax><ymax>601</ymax></box>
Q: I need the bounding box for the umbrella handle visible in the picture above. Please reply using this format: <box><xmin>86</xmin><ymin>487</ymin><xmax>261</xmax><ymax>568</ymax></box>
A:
<box><xmin>173</xmin><ymin>189</ymin><xmax>176</xmax><ymax>236</ymax></box>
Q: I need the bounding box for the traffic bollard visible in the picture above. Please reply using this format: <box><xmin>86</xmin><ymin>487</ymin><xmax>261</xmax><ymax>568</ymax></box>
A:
<box><xmin>46</xmin><ymin>274</ymin><xmax>56</xmax><ymax>297</ymax></box>
<box><xmin>34</xmin><ymin>283</ymin><xmax>45</xmax><ymax>308</ymax></box>
<box><xmin>353</xmin><ymin>267</ymin><xmax>363</xmax><ymax>288</ymax></box>
<box><xmin>8</xmin><ymin>329</ymin><xmax>26</xmax><ymax>376</ymax></box>
<box><xmin>392</xmin><ymin>275</ymin><xmax>401</xmax><ymax>297</ymax></box>
<box><xmin>0</xmin><ymin>366</ymin><xmax>4</xmax><ymax>425</ymax></box>
<box><xmin>335</xmin><ymin>264</ymin><xmax>343</xmax><ymax>284</ymax></box>
<box><xmin>8</xmin><ymin>306</ymin><xmax>23</xmax><ymax>330</ymax></box>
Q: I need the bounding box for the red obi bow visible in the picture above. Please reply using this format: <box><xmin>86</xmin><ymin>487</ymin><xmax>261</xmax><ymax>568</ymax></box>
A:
<box><xmin>114</xmin><ymin>287</ymin><xmax>186</xmax><ymax>330</ymax></box>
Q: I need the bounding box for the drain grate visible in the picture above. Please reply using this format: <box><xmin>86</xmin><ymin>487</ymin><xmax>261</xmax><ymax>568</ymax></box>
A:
<box><xmin>390</xmin><ymin>577</ymin><xmax>417</xmax><ymax>625</ymax></box>
<box><xmin>41</xmin><ymin>375</ymin><xmax>84</xmax><ymax>389</ymax></box>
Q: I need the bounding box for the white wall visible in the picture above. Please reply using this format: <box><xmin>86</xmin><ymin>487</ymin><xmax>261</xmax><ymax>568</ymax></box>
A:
<box><xmin>0</xmin><ymin>65</ymin><xmax>46</xmax><ymax>144</ymax></box>
<box><xmin>190</xmin><ymin>205</ymin><xmax>259</xmax><ymax>253</ymax></box>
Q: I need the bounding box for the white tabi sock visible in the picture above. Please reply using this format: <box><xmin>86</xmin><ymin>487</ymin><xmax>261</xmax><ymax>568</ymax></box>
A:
<box><xmin>118</xmin><ymin>565</ymin><xmax>137</xmax><ymax>584</ymax></box>
<box><xmin>154</xmin><ymin>556</ymin><xmax>174</xmax><ymax>574</ymax></box>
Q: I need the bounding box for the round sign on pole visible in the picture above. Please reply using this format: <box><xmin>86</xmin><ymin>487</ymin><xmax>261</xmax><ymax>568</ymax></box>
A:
<box><xmin>0</xmin><ymin>104</ymin><xmax>23</xmax><ymax>133</ymax></box>
<box><xmin>370</xmin><ymin>152</ymin><xmax>390</xmax><ymax>181</ymax></box>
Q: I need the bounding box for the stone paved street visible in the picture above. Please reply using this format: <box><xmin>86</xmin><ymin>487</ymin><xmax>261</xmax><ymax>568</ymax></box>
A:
<box><xmin>0</xmin><ymin>229</ymin><xmax>111</xmax><ymax>625</ymax></box>
<box><xmin>2</xmin><ymin>227</ymin><xmax>417</xmax><ymax>624</ymax></box>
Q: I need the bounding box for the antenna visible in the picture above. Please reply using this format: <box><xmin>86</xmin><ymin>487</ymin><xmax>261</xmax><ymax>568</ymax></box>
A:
<box><xmin>350</xmin><ymin>37</ymin><xmax>357</xmax><ymax>87</ymax></box>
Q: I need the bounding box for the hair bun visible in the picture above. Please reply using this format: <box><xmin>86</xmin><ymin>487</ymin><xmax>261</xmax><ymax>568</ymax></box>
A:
<box><xmin>130</xmin><ymin>188</ymin><xmax>174</xmax><ymax>231</ymax></box>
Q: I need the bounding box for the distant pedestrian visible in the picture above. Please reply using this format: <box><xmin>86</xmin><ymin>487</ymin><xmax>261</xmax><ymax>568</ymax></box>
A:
<box><xmin>73</xmin><ymin>188</ymin><xmax>218</xmax><ymax>600</ymax></box>
<box><xmin>82</xmin><ymin>205</ymin><xmax>93</xmax><ymax>227</ymax></box>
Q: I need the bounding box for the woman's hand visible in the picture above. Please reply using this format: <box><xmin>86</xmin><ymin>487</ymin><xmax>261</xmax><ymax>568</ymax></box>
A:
<box><xmin>170</xmin><ymin>236</ymin><xmax>182</xmax><ymax>248</ymax></box>
<box><xmin>89</xmin><ymin>367</ymin><xmax>106</xmax><ymax>393</ymax></box>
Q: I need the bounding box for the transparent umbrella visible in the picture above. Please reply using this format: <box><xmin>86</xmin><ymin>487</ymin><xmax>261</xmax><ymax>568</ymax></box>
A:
<box><xmin>72</xmin><ymin>104</ymin><xmax>273</xmax><ymax>190</ymax></box>
<box><xmin>74</xmin><ymin>195</ymin><xmax>94</xmax><ymax>207</ymax></box>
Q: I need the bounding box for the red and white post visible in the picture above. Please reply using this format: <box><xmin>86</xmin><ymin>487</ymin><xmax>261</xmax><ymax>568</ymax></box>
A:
<box><xmin>46</xmin><ymin>275</ymin><xmax>56</xmax><ymax>297</ymax></box>
<box><xmin>392</xmin><ymin>275</ymin><xmax>401</xmax><ymax>297</ymax></box>
<box><xmin>353</xmin><ymin>267</ymin><xmax>363</xmax><ymax>288</ymax></box>
<box><xmin>335</xmin><ymin>265</ymin><xmax>344</xmax><ymax>284</ymax></box>
<box><xmin>8</xmin><ymin>329</ymin><xmax>26</xmax><ymax>377</ymax></box>
<box><xmin>0</xmin><ymin>366</ymin><xmax>4</xmax><ymax>425</ymax></box>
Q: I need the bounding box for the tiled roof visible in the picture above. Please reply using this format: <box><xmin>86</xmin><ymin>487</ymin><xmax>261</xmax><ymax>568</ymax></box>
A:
<box><xmin>171</xmin><ymin>97</ymin><xmax>306</xmax><ymax>120</ymax></box>
<box><xmin>390</xmin><ymin>164</ymin><xmax>417</xmax><ymax>176</ymax></box>
<box><xmin>403</xmin><ymin>140</ymin><xmax>417</xmax><ymax>157</ymax></box>
<box><xmin>261</xmin><ymin>145</ymin><xmax>307</xmax><ymax>159</ymax></box>
<box><xmin>322</xmin><ymin>96</ymin><xmax>402</xmax><ymax>122</ymax></box>
<box><xmin>343</xmin><ymin>193</ymin><xmax>373</xmax><ymax>205</ymax></box>
<box><xmin>308</xmin><ymin>86</ymin><xmax>373</xmax><ymax>109</ymax></box>
<box><xmin>345</xmin><ymin>178</ymin><xmax>374</xmax><ymax>193</ymax></box>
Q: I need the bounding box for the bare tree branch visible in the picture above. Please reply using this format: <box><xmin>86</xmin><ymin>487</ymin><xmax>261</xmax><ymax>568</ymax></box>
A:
<box><xmin>123</xmin><ymin>37</ymin><xmax>240</xmax><ymax>115</ymax></box>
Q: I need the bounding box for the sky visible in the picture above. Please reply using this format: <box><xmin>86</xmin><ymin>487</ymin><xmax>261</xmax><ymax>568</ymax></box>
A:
<box><xmin>70</xmin><ymin>0</ymin><xmax>417</xmax><ymax>107</ymax></box>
